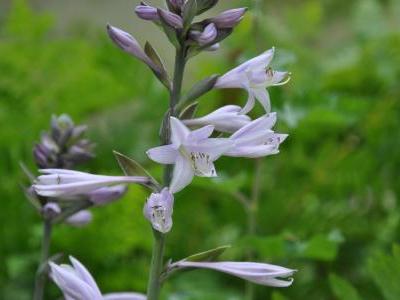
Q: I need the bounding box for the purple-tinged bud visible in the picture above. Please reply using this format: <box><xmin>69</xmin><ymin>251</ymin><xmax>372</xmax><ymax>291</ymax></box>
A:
<box><xmin>191</xmin><ymin>23</ymin><xmax>218</xmax><ymax>46</ymax></box>
<box><xmin>158</xmin><ymin>9</ymin><xmax>183</xmax><ymax>29</ymax></box>
<box><xmin>42</xmin><ymin>202</ymin><xmax>61</xmax><ymax>219</ymax></box>
<box><xmin>135</xmin><ymin>4</ymin><xmax>159</xmax><ymax>21</ymax></box>
<box><xmin>144</xmin><ymin>188</ymin><xmax>174</xmax><ymax>233</ymax></box>
<box><xmin>205</xmin><ymin>42</ymin><xmax>220</xmax><ymax>51</ymax></box>
<box><xmin>211</xmin><ymin>8</ymin><xmax>247</xmax><ymax>28</ymax></box>
<box><xmin>66</xmin><ymin>210</ymin><xmax>92</xmax><ymax>227</ymax></box>
<box><xmin>88</xmin><ymin>185</ymin><xmax>127</xmax><ymax>206</ymax></box>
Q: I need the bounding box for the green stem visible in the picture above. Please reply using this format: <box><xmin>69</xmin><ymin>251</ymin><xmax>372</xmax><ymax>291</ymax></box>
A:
<box><xmin>147</xmin><ymin>46</ymin><xmax>187</xmax><ymax>300</ymax></box>
<box><xmin>33</xmin><ymin>219</ymin><xmax>52</xmax><ymax>300</ymax></box>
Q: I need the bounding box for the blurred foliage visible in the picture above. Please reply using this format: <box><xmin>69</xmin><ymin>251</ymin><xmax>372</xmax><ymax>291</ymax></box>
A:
<box><xmin>0</xmin><ymin>0</ymin><xmax>399</xmax><ymax>299</ymax></box>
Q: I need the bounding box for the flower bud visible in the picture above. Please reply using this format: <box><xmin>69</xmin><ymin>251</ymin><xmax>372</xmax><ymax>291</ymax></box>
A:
<box><xmin>167</xmin><ymin>0</ymin><xmax>185</xmax><ymax>12</ymax></box>
<box><xmin>41</xmin><ymin>202</ymin><xmax>61</xmax><ymax>219</ymax></box>
<box><xmin>66</xmin><ymin>210</ymin><xmax>92</xmax><ymax>227</ymax></box>
<box><xmin>143</xmin><ymin>188</ymin><xmax>174</xmax><ymax>233</ymax></box>
<box><xmin>88</xmin><ymin>185</ymin><xmax>127</xmax><ymax>206</ymax></box>
<box><xmin>205</xmin><ymin>42</ymin><xmax>220</xmax><ymax>51</ymax></box>
<box><xmin>211</xmin><ymin>8</ymin><xmax>247</xmax><ymax>28</ymax></box>
<box><xmin>191</xmin><ymin>23</ymin><xmax>218</xmax><ymax>46</ymax></box>
<box><xmin>135</xmin><ymin>4</ymin><xmax>159</xmax><ymax>21</ymax></box>
<box><xmin>158</xmin><ymin>9</ymin><xmax>183</xmax><ymax>29</ymax></box>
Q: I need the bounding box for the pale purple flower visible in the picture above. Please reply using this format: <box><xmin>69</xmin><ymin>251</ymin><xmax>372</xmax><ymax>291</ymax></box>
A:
<box><xmin>190</xmin><ymin>23</ymin><xmax>218</xmax><ymax>46</ymax></box>
<box><xmin>88</xmin><ymin>185</ymin><xmax>128</xmax><ymax>206</ymax></box>
<box><xmin>135</xmin><ymin>4</ymin><xmax>159</xmax><ymax>21</ymax></box>
<box><xmin>107</xmin><ymin>24</ymin><xmax>159</xmax><ymax>73</ymax></box>
<box><xmin>171</xmin><ymin>261</ymin><xmax>295</xmax><ymax>287</ymax></box>
<box><xmin>49</xmin><ymin>256</ymin><xmax>146</xmax><ymax>300</ymax></box>
<box><xmin>146</xmin><ymin>117</ymin><xmax>232</xmax><ymax>193</ymax></box>
<box><xmin>215</xmin><ymin>48</ymin><xmax>291</xmax><ymax>114</ymax></box>
<box><xmin>224</xmin><ymin>113</ymin><xmax>288</xmax><ymax>158</ymax></box>
<box><xmin>210</xmin><ymin>8</ymin><xmax>247</xmax><ymax>29</ymax></box>
<box><xmin>158</xmin><ymin>9</ymin><xmax>183</xmax><ymax>29</ymax></box>
<box><xmin>182</xmin><ymin>105</ymin><xmax>251</xmax><ymax>133</ymax></box>
<box><xmin>33</xmin><ymin>169</ymin><xmax>149</xmax><ymax>198</ymax></box>
<box><xmin>42</xmin><ymin>202</ymin><xmax>61</xmax><ymax>219</ymax></box>
<box><xmin>66</xmin><ymin>210</ymin><xmax>93</xmax><ymax>227</ymax></box>
<box><xmin>143</xmin><ymin>188</ymin><xmax>174</xmax><ymax>233</ymax></box>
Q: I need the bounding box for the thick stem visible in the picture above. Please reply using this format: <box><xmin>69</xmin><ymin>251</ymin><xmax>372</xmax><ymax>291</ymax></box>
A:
<box><xmin>33</xmin><ymin>219</ymin><xmax>52</xmax><ymax>300</ymax></box>
<box><xmin>147</xmin><ymin>47</ymin><xmax>187</xmax><ymax>300</ymax></box>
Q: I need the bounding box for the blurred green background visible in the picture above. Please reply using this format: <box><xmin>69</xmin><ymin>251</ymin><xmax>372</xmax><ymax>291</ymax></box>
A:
<box><xmin>1</xmin><ymin>0</ymin><xmax>400</xmax><ymax>299</ymax></box>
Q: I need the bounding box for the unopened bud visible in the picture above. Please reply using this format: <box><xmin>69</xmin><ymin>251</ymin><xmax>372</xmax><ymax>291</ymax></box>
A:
<box><xmin>66</xmin><ymin>210</ymin><xmax>92</xmax><ymax>227</ymax></box>
<box><xmin>158</xmin><ymin>9</ymin><xmax>183</xmax><ymax>29</ymax></box>
<box><xmin>135</xmin><ymin>4</ymin><xmax>159</xmax><ymax>21</ymax></box>
<box><xmin>42</xmin><ymin>202</ymin><xmax>61</xmax><ymax>219</ymax></box>
<box><xmin>89</xmin><ymin>185</ymin><xmax>127</xmax><ymax>206</ymax></box>
<box><xmin>211</xmin><ymin>8</ymin><xmax>247</xmax><ymax>28</ymax></box>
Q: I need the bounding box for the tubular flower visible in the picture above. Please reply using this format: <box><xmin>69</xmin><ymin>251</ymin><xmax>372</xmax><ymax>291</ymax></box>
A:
<box><xmin>146</xmin><ymin>117</ymin><xmax>232</xmax><ymax>193</ymax></box>
<box><xmin>171</xmin><ymin>261</ymin><xmax>295</xmax><ymax>287</ymax></box>
<box><xmin>143</xmin><ymin>188</ymin><xmax>174</xmax><ymax>233</ymax></box>
<box><xmin>182</xmin><ymin>105</ymin><xmax>251</xmax><ymax>133</ymax></box>
<box><xmin>33</xmin><ymin>169</ymin><xmax>149</xmax><ymax>198</ymax></box>
<box><xmin>49</xmin><ymin>256</ymin><xmax>146</xmax><ymax>300</ymax></box>
<box><xmin>224</xmin><ymin>113</ymin><xmax>288</xmax><ymax>158</ymax></box>
<box><xmin>215</xmin><ymin>48</ymin><xmax>290</xmax><ymax>114</ymax></box>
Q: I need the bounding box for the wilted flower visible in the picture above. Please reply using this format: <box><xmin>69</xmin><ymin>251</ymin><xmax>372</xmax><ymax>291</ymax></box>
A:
<box><xmin>224</xmin><ymin>113</ymin><xmax>288</xmax><ymax>158</ymax></box>
<box><xmin>135</xmin><ymin>3</ymin><xmax>159</xmax><ymax>21</ymax></box>
<box><xmin>190</xmin><ymin>23</ymin><xmax>218</xmax><ymax>46</ymax></box>
<box><xmin>33</xmin><ymin>169</ymin><xmax>150</xmax><ymax>198</ymax></box>
<box><xmin>146</xmin><ymin>117</ymin><xmax>232</xmax><ymax>193</ymax></box>
<box><xmin>144</xmin><ymin>188</ymin><xmax>174</xmax><ymax>233</ymax></box>
<box><xmin>49</xmin><ymin>256</ymin><xmax>146</xmax><ymax>300</ymax></box>
<box><xmin>65</xmin><ymin>210</ymin><xmax>93</xmax><ymax>227</ymax></box>
<box><xmin>210</xmin><ymin>8</ymin><xmax>247</xmax><ymax>29</ymax></box>
<box><xmin>171</xmin><ymin>261</ymin><xmax>295</xmax><ymax>287</ymax></box>
<box><xmin>33</xmin><ymin>114</ymin><xmax>94</xmax><ymax>169</ymax></box>
<box><xmin>215</xmin><ymin>48</ymin><xmax>290</xmax><ymax>114</ymax></box>
<box><xmin>182</xmin><ymin>105</ymin><xmax>251</xmax><ymax>133</ymax></box>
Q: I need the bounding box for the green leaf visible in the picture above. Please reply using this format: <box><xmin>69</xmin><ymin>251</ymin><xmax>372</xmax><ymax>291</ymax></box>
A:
<box><xmin>144</xmin><ymin>42</ymin><xmax>171</xmax><ymax>90</ymax></box>
<box><xmin>180</xmin><ymin>74</ymin><xmax>219</xmax><ymax>106</ymax></box>
<box><xmin>182</xmin><ymin>0</ymin><xmax>197</xmax><ymax>30</ymax></box>
<box><xmin>196</xmin><ymin>0</ymin><xmax>219</xmax><ymax>15</ymax></box>
<box><xmin>301</xmin><ymin>234</ymin><xmax>340</xmax><ymax>261</ymax></box>
<box><xmin>329</xmin><ymin>273</ymin><xmax>362</xmax><ymax>300</ymax></box>
<box><xmin>179</xmin><ymin>102</ymin><xmax>198</xmax><ymax>120</ymax></box>
<box><xmin>183</xmin><ymin>245</ymin><xmax>231</xmax><ymax>262</ymax></box>
<box><xmin>113</xmin><ymin>151</ymin><xmax>160</xmax><ymax>191</ymax></box>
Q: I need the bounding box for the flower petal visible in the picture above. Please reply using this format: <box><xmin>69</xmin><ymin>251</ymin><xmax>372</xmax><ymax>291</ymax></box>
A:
<box><xmin>240</xmin><ymin>90</ymin><xmax>257</xmax><ymax>114</ymax></box>
<box><xmin>170</xmin><ymin>155</ymin><xmax>195</xmax><ymax>193</ymax></box>
<box><xmin>146</xmin><ymin>145</ymin><xmax>178</xmax><ymax>164</ymax></box>
<box><xmin>252</xmin><ymin>88</ymin><xmax>271</xmax><ymax>113</ymax></box>
<box><xmin>187</xmin><ymin>125</ymin><xmax>215</xmax><ymax>141</ymax></box>
<box><xmin>170</xmin><ymin>117</ymin><xmax>190</xmax><ymax>146</ymax></box>
<box><xmin>103</xmin><ymin>293</ymin><xmax>147</xmax><ymax>300</ymax></box>
<box><xmin>69</xmin><ymin>256</ymin><xmax>102</xmax><ymax>297</ymax></box>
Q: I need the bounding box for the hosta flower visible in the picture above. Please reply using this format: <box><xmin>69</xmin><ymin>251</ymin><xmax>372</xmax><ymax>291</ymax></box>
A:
<box><xmin>224</xmin><ymin>113</ymin><xmax>288</xmax><ymax>158</ymax></box>
<box><xmin>182</xmin><ymin>105</ymin><xmax>251</xmax><ymax>133</ymax></box>
<box><xmin>146</xmin><ymin>117</ymin><xmax>232</xmax><ymax>193</ymax></box>
<box><xmin>215</xmin><ymin>48</ymin><xmax>290</xmax><ymax>114</ymax></box>
<box><xmin>210</xmin><ymin>8</ymin><xmax>247</xmax><ymax>29</ymax></box>
<box><xmin>135</xmin><ymin>4</ymin><xmax>159</xmax><ymax>21</ymax></box>
<box><xmin>49</xmin><ymin>256</ymin><xmax>146</xmax><ymax>300</ymax></box>
<box><xmin>65</xmin><ymin>210</ymin><xmax>93</xmax><ymax>227</ymax></box>
<box><xmin>144</xmin><ymin>188</ymin><xmax>174</xmax><ymax>233</ymax></box>
<box><xmin>171</xmin><ymin>261</ymin><xmax>295</xmax><ymax>287</ymax></box>
<box><xmin>88</xmin><ymin>185</ymin><xmax>127</xmax><ymax>206</ymax></box>
<box><xmin>33</xmin><ymin>169</ymin><xmax>150</xmax><ymax>198</ymax></box>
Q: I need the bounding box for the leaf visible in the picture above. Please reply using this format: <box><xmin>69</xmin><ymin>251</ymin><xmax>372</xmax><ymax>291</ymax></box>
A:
<box><xmin>181</xmin><ymin>74</ymin><xmax>219</xmax><ymax>106</ymax></box>
<box><xmin>301</xmin><ymin>234</ymin><xmax>340</xmax><ymax>261</ymax></box>
<box><xmin>183</xmin><ymin>245</ymin><xmax>231</xmax><ymax>262</ymax></box>
<box><xmin>179</xmin><ymin>102</ymin><xmax>198</xmax><ymax>119</ymax></box>
<box><xmin>144</xmin><ymin>42</ymin><xmax>171</xmax><ymax>90</ymax></box>
<box><xmin>182</xmin><ymin>0</ymin><xmax>197</xmax><ymax>30</ymax></box>
<box><xmin>113</xmin><ymin>151</ymin><xmax>161</xmax><ymax>191</ymax></box>
<box><xmin>329</xmin><ymin>273</ymin><xmax>362</xmax><ymax>300</ymax></box>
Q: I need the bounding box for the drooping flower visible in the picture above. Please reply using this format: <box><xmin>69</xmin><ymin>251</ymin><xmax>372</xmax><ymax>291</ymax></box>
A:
<box><xmin>49</xmin><ymin>256</ymin><xmax>146</xmax><ymax>300</ymax></box>
<box><xmin>143</xmin><ymin>188</ymin><xmax>174</xmax><ymax>233</ymax></box>
<box><xmin>215</xmin><ymin>48</ymin><xmax>290</xmax><ymax>114</ymax></box>
<box><xmin>33</xmin><ymin>169</ymin><xmax>150</xmax><ymax>198</ymax></box>
<box><xmin>146</xmin><ymin>117</ymin><xmax>232</xmax><ymax>193</ymax></box>
<box><xmin>224</xmin><ymin>113</ymin><xmax>288</xmax><ymax>158</ymax></box>
<box><xmin>182</xmin><ymin>105</ymin><xmax>251</xmax><ymax>133</ymax></box>
<box><xmin>171</xmin><ymin>261</ymin><xmax>295</xmax><ymax>287</ymax></box>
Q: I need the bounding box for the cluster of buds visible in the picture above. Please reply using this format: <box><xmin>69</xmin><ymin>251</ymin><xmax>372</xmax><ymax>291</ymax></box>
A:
<box><xmin>33</xmin><ymin>114</ymin><xmax>95</xmax><ymax>169</ymax></box>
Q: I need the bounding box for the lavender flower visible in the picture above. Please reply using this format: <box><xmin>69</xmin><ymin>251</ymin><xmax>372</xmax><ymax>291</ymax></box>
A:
<box><xmin>88</xmin><ymin>185</ymin><xmax>128</xmax><ymax>206</ymax></box>
<box><xmin>146</xmin><ymin>117</ymin><xmax>232</xmax><ymax>193</ymax></box>
<box><xmin>210</xmin><ymin>8</ymin><xmax>247</xmax><ymax>29</ymax></box>
<box><xmin>135</xmin><ymin>4</ymin><xmax>159</xmax><ymax>21</ymax></box>
<box><xmin>171</xmin><ymin>261</ymin><xmax>295</xmax><ymax>287</ymax></box>
<box><xmin>33</xmin><ymin>169</ymin><xmax>149</xmax><ymax>198</ymax></box>
<box><xmin>66</xmin><ymin>210</ymin><xmax>93</xmax><ymax>227</ymax></box>
<box><xmin>190</xmin><ymin>23</ymin><xmax>218</xmax><ymax>46</ymax></box>
<box><xmin>41</xmin><ymin>202</ymin><xmax>61</xmax><ymax>219</ymax></box>
<box><xmin>224</xmin><ymin>113</ymin><xmax>288</xmax><ymax>158</ymax></box>
<box><xmin>182</xmin><ymin>105</ymin><xmax>251</xmax><ymax>133</ymax></box>
<box><xmin>215</xmin><ymin>48</ymin><xmax>290</xmax><ymax>114</ymax></box>
<box><xmin>49</xmin><ymin>256</ymin><xmax>146</xmax><ymax>300</ymax></box>
<box><xmin>143</xmin><ymin>188</ymin><xmax>174</xmax><ymax>233</ymax></box>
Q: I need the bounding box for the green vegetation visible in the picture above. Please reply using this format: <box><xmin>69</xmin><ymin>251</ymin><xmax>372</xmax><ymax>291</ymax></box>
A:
<box><xmin>0</xmin><ymin>0</ymin><xmax>399</xmax><ymax>299</ymax></box>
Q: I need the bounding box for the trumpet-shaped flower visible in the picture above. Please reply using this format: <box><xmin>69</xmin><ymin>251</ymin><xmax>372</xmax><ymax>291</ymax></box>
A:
<box><xmin>49</xmin><ymin>256</ymin><xmax>146</xmax><ymax>300</ymax></box>
<box><xmin>171</xmin><ymin>261</ymin><xmax>295</xmax><ymax>287</ymax></box>
<box><xmin>215</xmin><ymin>48</ymin><xmax>290</xmax><ymax>114</ymax></box>
<box><xmin>224</xmin><ymin>113</ymin><xmax>288</xmax><ymax>158</ymax></box>
<box><xmin>144</xmin><ymin>188</ymin><xmax>174</xmax><ymax>233</ymax></box>
<box><xmin>33</xmin><ymin>169</ymin><xmax>149</xmax><ymax>198</ymax></box>
<box><xmin>146</xmin><ymin>117</ymin><xmax>232</xmax><ymax>193</ymax></box>
<box><xmin>182</xmin><ymin>105</ymin><xmax>251</xmax><ymax>133</ymax></box>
